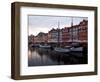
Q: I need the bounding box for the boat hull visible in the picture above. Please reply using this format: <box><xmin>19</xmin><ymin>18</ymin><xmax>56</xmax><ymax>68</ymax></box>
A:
<box><xmin>54</xmin><ymin>48</ymin><xmax>70</xmax><ymax>53</ymax></box>
<box><xmin>70</xmin><ymin>47</ymin><xmax>83</xmax><ymax>52</ymax></box>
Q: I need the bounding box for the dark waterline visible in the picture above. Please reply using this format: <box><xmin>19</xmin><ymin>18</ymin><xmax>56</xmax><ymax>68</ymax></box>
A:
<box><xmin>28</xmin><ymin>47</ymin><xmax>88</xmax><ymax>66</ymax></box>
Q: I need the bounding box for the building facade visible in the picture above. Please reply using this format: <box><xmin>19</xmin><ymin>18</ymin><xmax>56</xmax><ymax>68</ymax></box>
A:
<box><xmin>61</xmin><ymin>19</ymin><xmax>88</xmax><ymax>45</ymax></box>
<box><xmin>48</xmin><ymin>28</ymin><xmax>62</xmax><ymax>43</ymax></box>
<box><xmin>29</xmin><ymin>19</ymin><xmax>88</xmax><ymax>46</ymax></box>
<box><xmin>78</xmin><ymin>20</ymin><xmax>88</xmax><ymax>43</ymax></box>
<box><xmin>61</xmin><ymin>27</ymin><xmax>70</xmax><ymax>46</ymax></box>
<box><xmin>34</xmin><ymin>32</ymin><xmax>48</xmax><ymax>44</ymax></box>
<box><xmin>28</xmin><ymin>35</ymin><xmax>34</xmax><ymax>44</ymax></box>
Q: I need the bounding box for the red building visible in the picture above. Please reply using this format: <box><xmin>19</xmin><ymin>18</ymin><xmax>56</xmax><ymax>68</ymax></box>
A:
<box><xmin>78</xmin><ymin>20</ymin><xmax>88</xmax><ymax>43</ymax></box>
<box><xmin>69</xmin><ymin>25</ymin><xmax>79</xmax><ymax>42</ymax></box>
<box><xmin>61</xmin><ymin>19</ymin><xmax>88</xmax><ymax>46</ymax></box>
<box><xmin>61</xmin><ymin>27</ymin><xmax>70</xmax><ymax>46</ymax></box>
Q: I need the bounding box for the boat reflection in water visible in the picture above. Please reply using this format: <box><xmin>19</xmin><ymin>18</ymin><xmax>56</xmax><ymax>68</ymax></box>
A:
<box><xmin>28</xmin><ymin>47</ymin><xmax>87</xmax><ymax>66</ymax></box>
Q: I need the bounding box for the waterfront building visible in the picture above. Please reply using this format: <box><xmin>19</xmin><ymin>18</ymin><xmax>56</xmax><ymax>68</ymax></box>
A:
<box><xmin>29</xmin><ymin>19</ymin><xmax>88</xmax><ymax>46</ymax></box>
<box><xmin>28</xmin><ymin>35</ymin><xmax>34</xmax><ymax>44</ymax></box>
<box><xmin>61</xmin><ymin>27</ymin><xmax>70</xmax><ymax>46</ymax></box>
<box><xmin>48</xmin><ymin>28</ymin><xmax>58</xmax><ymax>43</ymax></box>
<box><xmin>78</xmin><ymin>20</ymin><xmax>88</xmax><ymax>43</ymax></box>
<box><xmin>34</xmin><ymin>32</ymin><xmax>48</xmax><ymax>44</ymax></box>
<box><xmin>61</xmin><ymin>19</ymin><xmax>88</xmax><ymax>46</ymax></box>
<box><xmin>48</xmin><ymin>28</ymin><xmax>62</xmax><ymax>43</ymax></box>
<box><xmin>69</xmin><ymin>25</ymin><xmax>79</xmax><ymax>42</ymax></box>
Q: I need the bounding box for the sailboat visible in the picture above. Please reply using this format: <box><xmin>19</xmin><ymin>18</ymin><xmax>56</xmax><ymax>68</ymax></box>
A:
<box><xmin>70</xmin><ymin>18</ymin><xmax>83</xmax><ymax>52</ymax></box>
<box><xmin>54</xmin><ymin>21</ymin><xmax>70</xmax><ymax>53</ymax></box>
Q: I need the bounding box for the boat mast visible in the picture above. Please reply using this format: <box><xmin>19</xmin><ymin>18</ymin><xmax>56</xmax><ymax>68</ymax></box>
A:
<box><xmin>58</xmin><ymin>21</ymin><xmax>60</xmax><ymax>47</ymax></box>
<box><xmin>71</xmin><ymin>17</ymin><xmax>73</xmax><ymax>43</ymax></box>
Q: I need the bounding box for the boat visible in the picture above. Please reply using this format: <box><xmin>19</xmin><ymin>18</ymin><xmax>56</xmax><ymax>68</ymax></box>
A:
<box><xmin>65</xmin><ymin>46</ymin><xmax>72</xmax><ymax>48</ymax></box>
<box><xmin>39</xmin><ymin>45</ymin><xmax>51</xmax><ymax>49</ymax></box>
<box><xmin>54</xmin><ymin>47</ymin><xmax>70</xmax><ymax>53</ymax></box>
<box><xmin>53</xmin><ymin>21</ymin><xmax>71</xmax><ymax>53</ymax></box>
<box><xmin>70</xmin><ymin>47</ymin><xmax>83</xmax><ymax>52</ymax></box>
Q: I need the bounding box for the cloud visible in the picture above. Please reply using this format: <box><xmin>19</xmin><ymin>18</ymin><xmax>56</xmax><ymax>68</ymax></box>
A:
<box><xmin>28</xmin><ymin>15</ymin><xmax>88</xmax><ymax>36</ymax></box>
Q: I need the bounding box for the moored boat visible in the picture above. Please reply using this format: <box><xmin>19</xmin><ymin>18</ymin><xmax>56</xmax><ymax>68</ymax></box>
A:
<box><xmin>54</xmin><ymin>47</ymin><xmax>70</xmax><ymax>53</ymax></box>
<box><xmin>70</xmin><ymin>47</ymin><xmax>83</xmax><ymax>52</ymax></box>
<box><xmin>39</xmin><ymin>45</ymin><xmax>51</xmax><ymax>49</ymax></box>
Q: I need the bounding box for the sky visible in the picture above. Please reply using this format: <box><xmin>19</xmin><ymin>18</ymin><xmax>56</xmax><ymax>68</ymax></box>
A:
<box><xmin>28</xmin><ymin>15</ymin><xmax>87</xmax><ymax>36</ymax></box>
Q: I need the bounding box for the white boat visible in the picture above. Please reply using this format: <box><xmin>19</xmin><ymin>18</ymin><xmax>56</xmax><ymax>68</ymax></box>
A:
<box><xmin>65</xmin><ymin>46</ymin><xmax>72</xmax><ymax>48</ymax></box>
<box><xmin>54</xmin><ymin>47</ymin><xmax>70</xmax><ymax>53</ymax></box>
<box><xmin>70</xmin><ymin>47</ymin><xmax>83</xmax><ymax>52</ymax></box>
<box><xmin>39</xmin><ymin>45</ymin><xmax>51</xmax><ymax>49</ymax></box>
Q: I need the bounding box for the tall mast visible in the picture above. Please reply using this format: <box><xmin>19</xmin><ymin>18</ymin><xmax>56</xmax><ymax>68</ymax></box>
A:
<box><xmin>58</xmin><ymin>21</ymin><xmax>60</xmax><ymax>47</ymax></box>
<box><xmin>71</xmin><ymin>17</ymin><xmax>73</xmax><ymax>42</ymax></box>
<box><xmin>71</xmin><ymin>17</ymin><xmax>73</xmax><ymax>27</ymax></box>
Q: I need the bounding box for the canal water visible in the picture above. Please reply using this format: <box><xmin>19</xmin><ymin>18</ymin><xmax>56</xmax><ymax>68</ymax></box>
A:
<box><xmin>28</xmin><ymin>47</ymin><xmax>87</xmax><ymax>66</ymax></box>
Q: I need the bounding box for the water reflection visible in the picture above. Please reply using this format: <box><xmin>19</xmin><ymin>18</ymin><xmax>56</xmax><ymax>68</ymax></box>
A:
<box><xmin>28</xmin><ymin>47</ymin><xmax>87</xmax><ymax>66</ymax></box>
